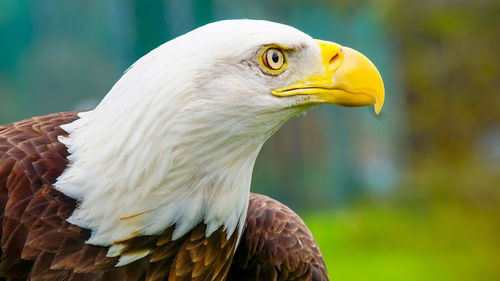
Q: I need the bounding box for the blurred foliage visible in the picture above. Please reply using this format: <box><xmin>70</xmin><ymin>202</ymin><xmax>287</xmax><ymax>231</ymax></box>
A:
<box><xmin>307</xmin><ymin>198</ymin><xmax>500</xmax><ymax>281</ymax></box>
<box><xmin>307</xmin><ymin>1</ymin><xmax>500</xmax><ymax>279</ymax></box>
<box><xmin>385</xmin><ymin>0</ymin><xmax>500</xmax><ymax>163</ymax></box>
<box><xmin>377</xmin><ymin>0</ymin><xmax>500</xmax><ymax>223</ymax></box>
<box><xmin>301</xmin><ymin>1</ymin><xmax>500</xmax><ymax>279</ymax></box>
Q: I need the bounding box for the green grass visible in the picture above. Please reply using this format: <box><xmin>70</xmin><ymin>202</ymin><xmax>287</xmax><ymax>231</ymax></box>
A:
<box><xmin>305</xmin><ymin>204</ymin><xmax>500</xmax><ymax>281</ymax></box>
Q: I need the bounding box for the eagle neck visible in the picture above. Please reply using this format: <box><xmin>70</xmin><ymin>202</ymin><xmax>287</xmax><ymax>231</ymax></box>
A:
<box><xmin>53</xmin><ymin>105</ymin><xmax>271</xmax><ymax>250</ymax></box>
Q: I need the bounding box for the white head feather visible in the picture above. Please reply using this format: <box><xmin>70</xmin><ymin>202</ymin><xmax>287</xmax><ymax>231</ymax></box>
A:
<box><xmin>54</xmin><ymin>19</ymin><xmax>324</xmax><ymax>265</ymax></box>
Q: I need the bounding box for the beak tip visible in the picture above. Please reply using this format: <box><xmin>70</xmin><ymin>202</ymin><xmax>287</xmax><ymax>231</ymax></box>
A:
<box><xmin>374</xmin><ymin>97</ymin><xmax>384</xmax><ymax>115</ymax></box>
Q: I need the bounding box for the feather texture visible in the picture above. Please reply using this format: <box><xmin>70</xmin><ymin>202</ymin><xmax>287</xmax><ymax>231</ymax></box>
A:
<box><xmin>0</xmin><ymin>113</ymin><xmax>238</xmax><ymax>281</ymax></box>
<box><xmin>0</xmin><ymin>112</ymin><xmax>328</xmax><ymax>281</ymax></box>
<box><xmin>227</xmin><ymin>194</ymin><xmax>329</xmax><ymax>281</ymax></box>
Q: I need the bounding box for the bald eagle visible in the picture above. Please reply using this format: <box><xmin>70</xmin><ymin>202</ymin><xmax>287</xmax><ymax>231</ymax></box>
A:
<box><xmin>0</xmin><ymin>20</ymin><xmax>384</xmax><ymax>281</ymax></box>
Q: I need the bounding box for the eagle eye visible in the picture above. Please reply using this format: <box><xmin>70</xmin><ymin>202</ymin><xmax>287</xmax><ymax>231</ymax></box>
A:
<box><xmin>260</xmin><ymin>47</ymin><xmax>286</xmax><ymax>73</ymax></box>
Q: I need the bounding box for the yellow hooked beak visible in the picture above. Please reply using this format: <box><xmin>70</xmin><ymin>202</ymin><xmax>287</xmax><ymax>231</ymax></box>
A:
<box><xmin>272</xmin><ymin>40</ymin><xmax>385</xmax><ymax>114</ymax></box>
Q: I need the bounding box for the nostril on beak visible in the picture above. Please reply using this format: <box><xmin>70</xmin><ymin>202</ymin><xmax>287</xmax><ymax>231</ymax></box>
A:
<box><xmin>329</xmin><ymin>52</ymin><xmax>341</xmax><ymax>65</ymax></box>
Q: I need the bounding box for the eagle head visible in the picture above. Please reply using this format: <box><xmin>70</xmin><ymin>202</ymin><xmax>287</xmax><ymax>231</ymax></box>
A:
<box><xmin>55</xmin><ymin>19</ymin><xmax>384</xmax><ymax>262</ymax></box>
<box><xmin>95</xmin><ymin>19</ymin><xmax>384</xmax><ymax>142</ymax></box>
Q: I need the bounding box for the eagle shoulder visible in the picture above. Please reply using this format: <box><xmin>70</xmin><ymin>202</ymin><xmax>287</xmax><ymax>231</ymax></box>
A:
<box><xmin>227</xmin><ymin>193</ymin><xmax>329</xmax><ymax>281</ymax></box>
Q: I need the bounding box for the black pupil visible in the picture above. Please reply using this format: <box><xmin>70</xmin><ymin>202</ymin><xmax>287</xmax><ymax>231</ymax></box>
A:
<box><xmin>272</xmin><ymin>52</ymin><xmax>279</xmax><ymax>63</ymax></box>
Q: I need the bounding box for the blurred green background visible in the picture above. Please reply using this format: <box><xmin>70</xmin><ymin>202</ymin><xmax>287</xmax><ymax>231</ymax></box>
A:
<box><xmin>1</xmin><ymin>0</ymin><xmax>499</xmax><ymax>280</ymax></box>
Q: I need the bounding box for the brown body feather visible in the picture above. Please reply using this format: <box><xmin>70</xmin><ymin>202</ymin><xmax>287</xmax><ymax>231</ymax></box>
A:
<box><xmin>0</xmin><ymin>113</ymin><xmax>328</xmax><ymax>281</ymax></box>
<box><xmin>227</xmin><ymin>194</ymin><xmax>328</xmax><ymax>281</ymax></box>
